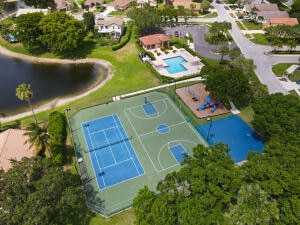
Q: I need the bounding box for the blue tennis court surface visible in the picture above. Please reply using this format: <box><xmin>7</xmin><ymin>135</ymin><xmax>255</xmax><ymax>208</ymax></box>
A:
<box><xmin>82</xmin><ymin>114</ymin><xmax>144</xmax><ymax>189</ymax></box>
<box><xmin>196</xmin><ymin>115</ymin><xmax>264</xmax><ymax>163</ymax></box>
<box><xmin>169</xmin><ymin>144</ymin><xmax>189</xmax><ymax>163</ymax></box>
<box><xmin>142</xmin><ymin>103</ymin><xmax>157</xmax><ymax>116</ymax></box>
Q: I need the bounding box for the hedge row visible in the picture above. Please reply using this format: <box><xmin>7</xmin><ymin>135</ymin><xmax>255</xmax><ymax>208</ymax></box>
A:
<box><xmin>111</xmin><ymin>25</ymin><xmax>132</xmax><ymax>51</ymax></box>
<box><xmin>47</xmin><ymin>111</ymin><xmax>67</xmax><ymax>164</ymax></box>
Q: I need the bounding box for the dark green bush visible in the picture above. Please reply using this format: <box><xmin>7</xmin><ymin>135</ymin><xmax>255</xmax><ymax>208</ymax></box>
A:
<box><xmin>111</xmin><ymin>25</ymin><xmax>132</xmax><ymax>51</ymax></box>
<box><xmin>48</xmin><ymin>111</ymin><xmax>67</xmax><ymax>144</ymax></box>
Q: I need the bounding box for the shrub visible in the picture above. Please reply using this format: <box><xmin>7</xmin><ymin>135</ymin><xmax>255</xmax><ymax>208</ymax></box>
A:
<box><xmin>111</xmin><ymin>25</ymin><xmax>132</xmax><ymax>51</ymax></box>
<box><xmin>48</xmin><ymin>111</ymin><xmax>67</xmax><ymax>144</ymax></box>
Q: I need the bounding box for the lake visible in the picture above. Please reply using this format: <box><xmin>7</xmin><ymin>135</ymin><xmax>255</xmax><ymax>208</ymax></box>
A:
<box><xmin>0</xmin><ymin>53</ymin><xmax>107</xmax><ymax>116</ymax></box>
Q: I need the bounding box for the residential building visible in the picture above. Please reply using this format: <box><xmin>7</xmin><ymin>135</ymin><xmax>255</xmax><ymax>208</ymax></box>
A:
<box><xmin>108</xmin><ymin>0</ymin><xmax>132</xmax><ymax>10</ymax></box>
<box><xmin>263</xmin><ymin>17</ymin><xmax>299</xmax><ymax>28</ymax></box>
<box><xmin>139</xmin><ymin>33</ymin><xmax>170</xmax><ymax>50</ymax></box>
<box><xmin>97</xmin><ymin>17</ymin><xmax>125</xmax><ymax>39</ymax></box>
<box><xmin>84</xmin><ymin>0</ymin><xmax>104</xmax><ymax>11</ymax></box>
<box><xmin>172</xmin><ymin>1</ymin><xmax>201</xmax><ymax>13</ymax></box>
<box><xmin>54</xmin><ymin>0</ymin><xmax>72</xmax><ymax>11</ymax></box>
<box><xmin>0</xmin><ymin>129</ymin><xmax>33</xmax><ymax>172</ymax></box>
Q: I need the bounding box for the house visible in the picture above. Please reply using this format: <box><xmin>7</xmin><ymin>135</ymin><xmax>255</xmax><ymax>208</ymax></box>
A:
<box><xmin>15</xmin><ymin>8</ymin><xmax>49</xmax><ymax>17</ymax></box>
<box><xmin>84</xmin><ymin>0</ymin><xmax>104</xmax><ymax>11</ymax></box>
<box><xmin>139</xmin><ymin>34</ymin><xmax>170</xmax><ymax>50</ymax></box>
<box><xmin>173</xmin><ymin>1</ymin><xmax>201</xmax><ymax>13</ymax></box>
<box><xmin>136</xmin><ymin>0</ymin><xmax>157</xmax><ymax>8</ymax></box>
<box><xmin>263</xmin><ymin>17</ymin><xmax>299</xmax><ymax>28</ymax></box>
<box><xmin>54</xmin><ymin>0</ymin><xmax>72</xmax><ymax>11</ymax></box>
<box><xmin>244</xmin><ymin>3</ymin><xmax>279</xmax><ymax>13</ymax></box>
<box><xmin>0</xmin><ymin>129</ymin><xmax>33</xmax><ymax>172</ymax></box>
<box><xmin>257</xmin><ymin>11</ymin><xmax>289</xmax><ymax>21</ymax></box>
<box><xmin>97</xmin><ymin>17</ymin><xmax>125</xmax><ymax>39</ymax></box>
<box><xmin>108</xmin><ymin>0</ymin><xmax>132</xmax><ymax>10</ymax></box>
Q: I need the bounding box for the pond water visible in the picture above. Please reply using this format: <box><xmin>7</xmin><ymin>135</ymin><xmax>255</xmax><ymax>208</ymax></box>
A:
<box><xmin>0</xmin><ymin>53</ymin><xmax>107</xmax><ymax>116</ymax></box>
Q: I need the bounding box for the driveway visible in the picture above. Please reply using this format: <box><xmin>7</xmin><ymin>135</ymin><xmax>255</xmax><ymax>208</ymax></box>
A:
<box><xmin>163</xmin><ymin>25</ymin><xmax>237</xmax><ymax>60</ymax></box>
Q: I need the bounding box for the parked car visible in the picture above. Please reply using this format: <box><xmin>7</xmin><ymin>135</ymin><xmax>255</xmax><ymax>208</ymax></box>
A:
<box><xmin>174</xmin><ymin>31</ymin><xmax>179</xmax><ymax>37</ymax></box>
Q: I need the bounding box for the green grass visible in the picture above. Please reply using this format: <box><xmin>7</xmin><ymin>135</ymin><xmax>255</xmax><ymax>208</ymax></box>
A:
<box><xmin>241</xmin><ymin>21</ymin><xmax>262</xmax><ymax>30</ymax></box>
<box><xmin>239</xmin><ymin>106</ymin><xmax>254</xmax><ymax>127</ymax></box>
<box><xmin>88</xmin><ymin>209</ymin><xmax>135</xmax><ymax>225</ymax></box>
<box><xmin>201</xmin><ymin>12</ymin><xmax>218</xmax><ymax>18</ymax></box>
<box><xmin>272</xmin><ymin>63</ymin><xmax>295</xmax><ymax>76</ymax></box>
<box><xmin>289</xmin><ymin>69</ymin><xmax>300</xmax><ymax>82</ymax></box>
<box><xmin>249</xmin><ymin>34</ymin><xmax>269</xmax><ymax>45</ymax></box>
<box><xmin>236</xmin><ymin>21</ymin><xmax>246</xmax><ymax>30</ymax></box>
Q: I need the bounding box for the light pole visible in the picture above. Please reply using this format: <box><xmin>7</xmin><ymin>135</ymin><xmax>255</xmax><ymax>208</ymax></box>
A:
<box><xmin>206</xmin><ymin>117</ymin><xmax>212</xmax><ymax>141</ymax></box>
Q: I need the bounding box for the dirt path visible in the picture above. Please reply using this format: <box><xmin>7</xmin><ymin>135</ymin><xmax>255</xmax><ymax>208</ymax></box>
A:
<box><xmin>0</xmin><ymin>45</ymin><xmax>114</xmax><ymax>123</ymax></box>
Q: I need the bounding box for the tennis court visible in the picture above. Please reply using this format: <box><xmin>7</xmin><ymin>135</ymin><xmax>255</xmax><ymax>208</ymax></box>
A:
<box><xmin>70</xmin><ymin>91</ymin><xmax>206</xmax><ymax>216</ymax></box>
<box><xmin>82</xmin><ymin>114</ymin><xmax>144</xmax><ymax>189</ymax></box>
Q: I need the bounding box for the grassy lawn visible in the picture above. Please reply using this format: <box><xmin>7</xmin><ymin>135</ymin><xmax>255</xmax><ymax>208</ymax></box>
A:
<box><xmin>272</xmin><ymin>63</ymin><xmax>296</xmax><ymax>76</ymax></box>
<box><xmin>88</xmin><ymin>209</ymin><xmax>135</xmax><ymax>225</ymax></box>
<box><xmin>236</xmin><ymin>21</ymin><xmax>245</xmax><ymax>30</ymax></box>
<box><xmin>249</xmin><ymin>34</ymin><xmax>269</xmax><ymax>45</ymax></box>
<box><xmin>201</xmin><ymin>12</ymin><xmax>218</xmax><ymax>18</ymax></box>
<box><xmin>241</xmin><ymin>21</ymin><xmax>262</xmax><ymax>30</ymax></box>
<box><xmin>239</xmin><ymin>106</ymin><xmax>254</xmax><ymax>127</ymax></box>
<box><xmin>289</xmin><ymin>69</ymin><xmax>300</xmax><ymax>82</ymax></box>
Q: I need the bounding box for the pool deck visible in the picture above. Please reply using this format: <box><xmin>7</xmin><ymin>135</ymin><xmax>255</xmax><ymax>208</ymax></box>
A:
<box><xmin>149</xmin><ymin>48</ymin><xmax>204</xmax><ymax>79</ymax></box>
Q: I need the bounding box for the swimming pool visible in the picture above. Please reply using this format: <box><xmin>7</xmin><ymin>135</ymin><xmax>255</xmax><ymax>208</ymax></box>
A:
<box><xmin>163</xmin><ymin>56</ymin><xmax>187</xmax><ymax>74</ymax></box>
<box><xmin>195</xmin><ymin>115</ymin><xmax>264</xmax><ymax>163</ymax></box>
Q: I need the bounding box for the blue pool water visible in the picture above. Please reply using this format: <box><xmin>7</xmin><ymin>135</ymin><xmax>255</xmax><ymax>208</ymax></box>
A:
<box><xmin>195</xmin><ymin>115</ymin><xmax>264</xmax><ymax>163</ymax></box>
<box><xmin>163</xmin><ymin>56</ymin><xmax>187</xmax><ymax>74</ymax></box>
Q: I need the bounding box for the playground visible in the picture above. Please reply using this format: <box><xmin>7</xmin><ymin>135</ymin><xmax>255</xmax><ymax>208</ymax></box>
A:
<box><xmin>176</xmin><ymin>83</ymin><xmax>230</xmax><ymax>118</ymax></box>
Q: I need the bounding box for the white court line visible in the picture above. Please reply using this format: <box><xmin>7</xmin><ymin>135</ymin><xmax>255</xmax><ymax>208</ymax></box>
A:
<box><xmin>87</xmin><ymin>125</ymin><xmax>107</xmax><ymax>189</ymax></box>
<box><xmin>167</xmin><ymin>97</ymin><xmax>208</xmax><ymax>146</ymax></box>
<box><xmin>112</xmin><ymin>114</ymin><xmax>143</xmax><ymax>175</ymax></box>
<box><xmin>103</xmin><ymin>130</ymin><xmax>117</xmax><ymax>164</ymax></box>
<box><xmin>125</xmin><ymin>109</ymin><xmax>159</xmax><ymax>172</ymax></box>
<box><xmin>124</xmin><ymin>98</ymin><xmax>169</xmax><ymax>120</ymax></box>
<box><xmin>139</xmin><ymin>121</ymin><xmax>186</xmax><ymax>137</ymax></box>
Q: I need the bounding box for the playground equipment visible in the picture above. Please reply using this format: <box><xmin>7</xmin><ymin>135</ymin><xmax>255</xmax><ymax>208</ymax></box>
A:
<box><xmin>198</xmin><ymin>97</ymin><xmax>217</xmax><ymax>112</ymax></box>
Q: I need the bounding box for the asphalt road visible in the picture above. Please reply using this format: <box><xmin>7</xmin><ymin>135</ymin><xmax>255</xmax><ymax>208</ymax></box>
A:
<box><xmin>178</xmin><ymin>1</ymin><xmax>300</xmax><ymax>94</ymax></box>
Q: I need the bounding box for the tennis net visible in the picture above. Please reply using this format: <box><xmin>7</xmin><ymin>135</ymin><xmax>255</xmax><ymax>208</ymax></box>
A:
<box><xmin>89</xmin><ymin>137</ymin><xmax>130</xmax><ymax>152</ymax></box>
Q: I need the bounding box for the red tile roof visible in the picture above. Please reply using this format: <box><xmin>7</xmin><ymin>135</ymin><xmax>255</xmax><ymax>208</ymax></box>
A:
<box><xmin>139</xmin><ymin>34</ymin><xmax>170</xmax><ymax>45</ymax></box>
<box><xmin>0</xmin><ymin>129</ymin><xmax>33</xmax><ymax>172</ymax></box>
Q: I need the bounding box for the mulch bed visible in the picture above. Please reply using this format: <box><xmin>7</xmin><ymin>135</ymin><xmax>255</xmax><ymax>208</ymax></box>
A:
<box><xmin>176</xmin><ymin>83</ymin><xmax>230</xmax><ymax>119</ymax></box>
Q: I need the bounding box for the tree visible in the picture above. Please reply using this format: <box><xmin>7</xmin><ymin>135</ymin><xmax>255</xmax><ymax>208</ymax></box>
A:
<box><xmin>287</xmin><ymin>39</ymin><xmax>297</xmax><ymax>52</ymax></box>
<box><xmin>208</xmin><ymin>21</ymin><xmax>232</xmax><ymax>44</ymax></box>
<box><xmin>228</xmin><ymin>47</ymin><xmax>241</xmax><ymax>60</ymax></box>
<box><xmin>24</xmin><ymin>123</ymin><xmax>51</xmax><ymax>157</ymax></box>
<box><xmin>201</xmin><ymin>0</ymin><xmax>211</xmax><ymax>14</ymax></box>
<box><xmin>14</xmin><ymin>12</ymin><xmax>44</xmax><ymax>50</ymax></box>
<box><xmin>23</xmin><ymin>0</ymin><xmax>53</xmax><ymax>8</ymax></box>
<box><xmin>38</xmin><ymin>11</ymin><xmax>86</xmax><ymax>54</ymax></box>
<box><xmin>16</xmin><ymin>83</ymin><xmax>37</xmax><ymax>124</ymax></box>
<box><xmin>218</xmin><ymin>44</ymin><xmax>229</xmax><ymax>62</ymax></box>
<box><xmin>83</xmin><ymin>12</ymin><xmax>95</xmax><ymax>33</ymax></box>
<box><xmin>0</xmin><ymin>112</ymin><xmax>4</xmax><ymax>131</ymax></box>
<box><xmin>127</xmin><ymin>4</ymin><xmax>162</xmax><ymax>35</ymax></box>
<box><xmin>226</xmin><ymin>184</ymin><xmax>279</xmax><ymax>225</ymax></box>
<box><xmin>205</xmin><ymin>66</ymin><xmax>252</xmax><ymax>108</ymax></box>
<box><xmin>289</xmin><ymin>0</ymin><xmax>300</xmax><ymax>22</ymax></box>
<box><xmin>252</xmin><ymin>93</ymin><xmax>300</xmax><ymax>142</ymax></box>
<box><xmin>0</xmin><ymin>157</ymin><xmax>87</xmax><ymax>225</ymax></box>
<box><xmin>133</xmin><ymin>144</ymin><xmax>242</xmax><ymax>225</ymax></box>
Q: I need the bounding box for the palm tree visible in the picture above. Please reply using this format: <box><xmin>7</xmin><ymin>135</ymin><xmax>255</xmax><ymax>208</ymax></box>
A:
<box><xmin>16</xmin><ymin>83</ymin><xmax>37</xmax><ymax>124</ymax></box>
<box><xmin>24</xmin><ymin>122</ymin><xmax>51</xmax><ymax>157</ymax></box>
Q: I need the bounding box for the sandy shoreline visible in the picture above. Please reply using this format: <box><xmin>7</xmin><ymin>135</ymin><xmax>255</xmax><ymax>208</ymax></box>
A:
<box><xmin>0</xmin><ymin>45</ymin><xmax>114</xmax><ymax>123</ymax></box>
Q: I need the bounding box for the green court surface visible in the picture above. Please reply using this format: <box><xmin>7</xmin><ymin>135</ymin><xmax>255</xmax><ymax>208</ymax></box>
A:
<box><xmin>70</xmin><ymin>91</ymin><xmax>207</xmax><ymax>217</ymax></box>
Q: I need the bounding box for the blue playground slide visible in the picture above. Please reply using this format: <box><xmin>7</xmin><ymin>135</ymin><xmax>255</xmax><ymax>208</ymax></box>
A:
<box><xmin>211</xmin><ymin>103</ymin><xmax>217</xmax><ymax>112</ymax></box>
